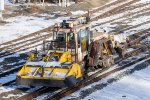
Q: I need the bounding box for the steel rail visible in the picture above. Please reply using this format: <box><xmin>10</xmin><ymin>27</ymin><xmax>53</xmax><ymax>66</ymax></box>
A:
<box><xmin>0</xmin><ymin>33</ymin><xmax>52</xmax><ymax>58</ymax></box>
<box><xmin>47</xmin><ymin>47</ymin><xmax>150</xmax><ymax>100</ymax></box>
<box><xmin>0</xmin><ymin>0</ymin><xmax>126</xmax><ymax>48</ymax></box>
<box><xmin>116</xmin><ymin>20</ymin><xmax>150</xmax><ymax>34</ymax></box>
<box><xmin>0</xmin><ymin>0</ymin><xmax>148</xmax><ymax>99</ymax></box>
<box><xmin>81</xmin><ymin>0</ymin><xmax>128</xmax><ymax>17</ymax></box>
<box><xmin>124</xmin><ymin>32</ymin><xmax>150</xmax><ymax>48</ymax></box>
<box><xmin>92</xmin><ymin>6</ymin><xmax>150</xmax><ymax>28</ymax></box>
<box><xmin>0</xmin><ymin>27</ymin><xmax>53</xmax><ymax>47</ymax></box>
<box><xmin>0</xmin><ymin>2</ymin><xmax>150</xmax><ymax>88</ymax></box>
<box><xmin>101</xmin><ymin>3</ymin><xmax>150</xmax><ymax>19</ymax></box>
<box><xmin>91</xmin><ymin>0</ymin><xmax>140</xmax><ymax>21</ymax></box>
<box><xmin>17</xmin><ymin>44</ymin><xmax>150</xmax><ymax>100</ymax></box>
<box><xmin>0</xmin><ymin>28</ymin><xmax>149</xmax><ymax>84</ymax></box>
<box><xmin>0</xmin><ymin>22</ymin><xmax>149</xmax><ymax>89</ymax></box>
<box><xmin>17</xmin><ymin>87</ymin><xmax>59</xmax><ymax>100</ymax></box>
<box><xmin>0</xmin><ymin>0</ymin><xmax>137</xmax><ymax>49</ymax></box>
<box><xmin>0</xmin><ymin>63</ymin><xmax>25</xmax><ymax>78</ymax></box>
<box><xmin>0</xmin><ymin>32</ymin><xmax>52</xmax><ymax>51</ymax></box>
<box><xmin>0</xmin><ymin>0</ymin><xmax>140</xmax><ymax>59</ymax></box>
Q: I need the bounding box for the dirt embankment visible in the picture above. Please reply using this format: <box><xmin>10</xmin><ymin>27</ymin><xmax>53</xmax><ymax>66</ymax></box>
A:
<box><xmin>38</xmin><ymin>0</ymin><xmax>111</xmax><ymax>12</ymax></box>
<box><xmin>2</xmin><ymin>0</ymin><xmax>111</xmax><ymax>18</ymax></box>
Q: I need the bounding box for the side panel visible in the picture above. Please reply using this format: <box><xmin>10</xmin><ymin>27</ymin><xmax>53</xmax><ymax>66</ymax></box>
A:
<box><xmin>77</xmin><ymin>28</ymin><xmax>93</xmax><ymax>62</ymax></box>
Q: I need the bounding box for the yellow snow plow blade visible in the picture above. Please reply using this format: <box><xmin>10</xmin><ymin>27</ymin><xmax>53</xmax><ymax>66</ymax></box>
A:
<box><xmin>16</xmin><ymin>50</ymin><xmax>83</xmax><ymax>87</ymax></box>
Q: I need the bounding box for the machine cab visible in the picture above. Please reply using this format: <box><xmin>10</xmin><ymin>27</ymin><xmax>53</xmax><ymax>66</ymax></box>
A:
<box><xmin>45</xmin><ymin>21</ymin><xmax>93</xmax><ymax>63</ymax></box>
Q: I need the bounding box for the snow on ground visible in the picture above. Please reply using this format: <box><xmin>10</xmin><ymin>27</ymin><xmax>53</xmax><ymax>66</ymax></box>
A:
<box><xmin>5</xmin><ymin>0</ymin><xmax>14</xmax><ymax>5</ymax></box>
<box><xmin>71</xmin><ymin>10</ymin><xmax>86</xmax><ymax>16</ymax></box>
<box><xmin>0</xmin><ymin>0</ymin><xmax>136</xmax><ymax>43</ymax></box>
<box><xmin>91</xmin><ymin>0</ymin><xmax>135</xmax><ymax>19</ymax></box>
<box><xmin>0</xmin><ymin>73</ymin><xmax>16</xmax><ymax>84</ymax></box>
<box><xmin>0</xmin><ymin>51</ymin><xmax>24</xmax><ymax>63</ymax></box>
<box><xmin>1</xmin><ymin>0</ymin><xmax>148</xmax><ymax>44</ymax></box>
<box><xmin>36</xmin><ymin>89</ymin><xmax>64</xmax><ymax>100</ymax></box>
<box><xmin>0</xmin><ymin>84</ymin><xmax>41</xmax><ymax>99</ymax></box>
<box><xmin>89</xmin><ymin>0</ymin><xmax>150</xmax><ymax>43</ymax></box>
<box><xmin>3</xmin><ymin>94</ymin><xmax>23</xmax><ymax>99</ymax></box>
<box><xmin>83</xmin><ymin>66</ymin><xmax>150</xmax><ymax>100</ymax></box>
<box><xmin>0</xmin><ymin>15</ymin><xmax>69</xmax><ymax>43</ymax></box>
<box><xmin>134</xmin><ymin>0</ymin><xmax>150</xmax><ymax>5</ymax></box>
<box><xmin>0</xmin><ymin>83</ymin><xmax>30</xmax><ymax>94</ymax></box>
<box><xmin>0</xmin><ymin>59</ymin><xmax>25</xmax><ymax>71</ymax></box>
<box><xmin>61</xmin><ymin>55</ymin><xmax>150</xmax><ymax>100</ymax></box>
<box><xmin>91</xmin><ymin>5</ymin><xmax>150</xmax><ymax>32</ymax></box>
<box><xmin>0</xmin><ymin>0</ymin><xmax>149</xmax><ymax>99</ymax></box>
<box><xmin>91</xmin><ymin>0</ymin><xmax>150</xmax><ymax>25</ymax></box>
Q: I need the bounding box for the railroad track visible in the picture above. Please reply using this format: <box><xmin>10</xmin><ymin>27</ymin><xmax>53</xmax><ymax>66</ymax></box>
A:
<box><xmin>0</xmin><ymin>0</ymin><xmax>124</xmax><ymax>48</ymax></box>
<box><xmin>0</xmin><ymin>28</ymin><xmax>148</xmax><ymax>86</ymax></box>
<box><xmin>17</xmin><ymin>87</ymin><xmax>59</xmax><ymax>100</ymax></box>
<box><xmin>80</xmin><ymin>0</ymin><xmax>126</xmax><ymax>17</ymax></box>
<box><xmin>2</xmin><ymin>50</ymin><xmax>148</xmax><ymax>100</ymax></box>
<box><xmin>0</xmin><ymin>64</ymin><xmax>24</xmax><ymax>82</ymax></box>
<box><xmin>0</xmin><ymin>0</ymin><xmax>149</xmax><ymax>82</ymax></box>
<box><xmin>17</xmin><ymin>44</ymin><xmax>150</xmax><ymax>100</ymax></box>
<box><xmin>0</xmin><ymin>84</ymin><xmax>40</xmax><ymax>100</ymax></box>
<box><xmin>81</xmin><ymin>0</ymin><xmax>140</xmax><ymax>18</ymax></box>
<box><xmin>112</xmin><ymin>2</ymin><xmax>150</xmax><ymax>14</ymax></box>
<box><xmin>92</xmin><ymin>4</ymin><xmax>150</xmax><ymax>28</ymax></box>
<box><xmin>15</xmin><ymin>27</ymin><xmax>149</xmax><ymax>100</ymax></box>
<box><xmin>0</xmin><ymin>32</ymin><xmax>53</xmax><ymax>58</ymax></box>
<box><xmin>0</xmin><ymin>27</ymin><xmax>52</xmax><ymax>47</ymax></box>
<box><xmin>0</xmin><ymin>0</ymin><xmax>141</xmax><ymax>59</ymax></box>
<box><xmin>115</xmin><ymin>20</ymin><xmax>150</xmax><ymax>34</ymax></box>
<box><xmin>46</xmin><ymin>49</ymin><xmax>150</xmax><ymax>100</ymax></box>
<box><xmin>0</xmin><ymin>32</ymin><xmax>147</xmax><ymax>99</ymax></box>
<box><xmin>124</xmin><ymin>31</ymin><xmax>150</xmax><ymax>48</ymax></box>
<box><xmin>112</xmin><ymin>4</ymin><xmax>150</xmax><ymax>22</ymax></box>
<box><xmin>91</xmin><ymin>0</ymin><xmax>140</xmax><ymax>21</ymax></box>
<box><xmin>89</xmin><ymin>0</ymin><xmax>150</xmax><ymax>35</ymax></box>
<box><xmin>0</xmin><ymin>0</ymin><xmax>147</xmax><ymax>78</ymax></box>
<box><xmin>0</xmin><ymin>0</ymin><xmax>149</xmax><ymax>99</ymax></box>
<box><xmin>0</xmin><ymin>53</ymin><xmax>27</xmax><ymax>78</ymax></box>
<box><xmin>16</xmin><ymin>29</ymin><xmax>150</xmax><ymax>99</ymax></box>
<box><xmin>99</xmin><ymin>2</ymin><xmax>150</xmax><ymax>19</ymax></box>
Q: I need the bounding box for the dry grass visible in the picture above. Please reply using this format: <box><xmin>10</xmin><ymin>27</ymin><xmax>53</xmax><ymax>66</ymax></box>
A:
<box><xmin>86</xmin><ymin>0</ymin><xmax>110</xmax><ymax>6</ymax></box>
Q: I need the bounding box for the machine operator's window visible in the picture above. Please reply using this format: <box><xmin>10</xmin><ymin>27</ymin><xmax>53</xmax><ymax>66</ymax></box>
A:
<box><xmin>67</xmin><ymin>32</ymin><xmax>74</xmax><ymax>42</ymax></box>
<box><xmin>80</xmin><ymin>30</ymin><xmax>88</xmax><ymax>52</ymax></box>
<box><xmin>77</xmin><ymin>31</ymin><xmax>81</xmax><ymax>47</ymax></box>
<box><xmin>56</xmin><ymin>32</ymin><xmax>66</xmax><ymax>42</ymax></box>
<box><xmin>80</xmin><ymin>30</ymin><xmax>87</xmax><ymax>38</ymax></box>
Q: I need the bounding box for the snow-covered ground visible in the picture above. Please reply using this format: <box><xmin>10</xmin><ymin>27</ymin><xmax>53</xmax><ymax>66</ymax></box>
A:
<box><xmin>0</xmin><ymin>0</ymin><xmax>149</xmax><ymax>99</ymax></box>
<box><xmin>84</xmin><ymin>63</ymin><xmax>150</xmax><ymax>100</ymax></box>
<box><xmin>61</xmin><ymin>0</ymin><xmax>150</xmax><ymax>99</ymax></box>
<box><xmin>0</xmin><ymin>15</ymin><xmax>69</xmax><ymax>43</ymax></box>
<box><xmin>84</xmin><ymin>65</ymin><xmax>150</xmax><ymax>100</ymax></box>
<box><xmin>1</xmin><ymin>0</ymin><xmax>149</xmax><ymax>44</ymax></box>
<box><xmin>61</xmin><ymin>55</ymin><xmax>150</xmax><ymax>100</ymax></box>
<box><xmin>90</xmin><ymin>0</ymin><xmax>150</xmax><ymax>43</ymax></box>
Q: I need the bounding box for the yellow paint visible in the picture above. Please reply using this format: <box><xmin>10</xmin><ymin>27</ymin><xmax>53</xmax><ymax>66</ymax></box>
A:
<box><xmin>18</xmin><ymin>63</ymin><xmax>82</xmax><ymax>81</ymax></box>
<box><xmin>17</xmin><ymin>50</ymin><xmax>83</xmax><ymax>83</ymax></box>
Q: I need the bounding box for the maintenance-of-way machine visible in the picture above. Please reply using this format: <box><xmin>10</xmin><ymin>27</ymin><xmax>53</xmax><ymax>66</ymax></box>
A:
<box><xmin>16</xmin><ymin>19</ymin><xmax>126</xmax><ymax>87</ymax></box>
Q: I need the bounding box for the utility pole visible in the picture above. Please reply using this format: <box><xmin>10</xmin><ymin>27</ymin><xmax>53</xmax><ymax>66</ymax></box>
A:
<box><xmin>0</xmin><ymin>0</ymin><xmax>4</xmax><ymax>21</ymax></box>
